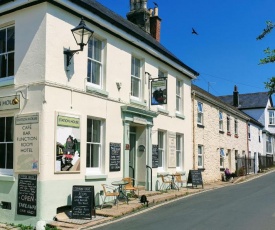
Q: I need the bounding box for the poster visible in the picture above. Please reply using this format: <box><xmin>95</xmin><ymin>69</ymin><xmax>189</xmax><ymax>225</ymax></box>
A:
<box><xmin>151</xmin><ymin>78</ymin><xmax>167</xmax><ymax>105</ymax></box>
<box><xmin>15</xmin><ymin>114</ymin><xmax>39</xmax><ymax>173</ymax></box>
<box><xmin>55</xmin><ymin>114</ymin><xmax>81</xmax><ymax>172</ymax></box>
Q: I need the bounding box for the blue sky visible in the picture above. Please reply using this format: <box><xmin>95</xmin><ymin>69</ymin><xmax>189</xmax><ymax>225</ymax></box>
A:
<box><xmin>96</xmin><ymin>0</ymin><xmax>275</xmax><ymax>96</ymax></box>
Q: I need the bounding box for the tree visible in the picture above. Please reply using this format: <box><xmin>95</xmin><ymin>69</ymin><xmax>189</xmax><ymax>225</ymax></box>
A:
<box><xmin>257</xmin><ymin>21</ymin><xmax>275</xmax><ymax>95</ymax></box>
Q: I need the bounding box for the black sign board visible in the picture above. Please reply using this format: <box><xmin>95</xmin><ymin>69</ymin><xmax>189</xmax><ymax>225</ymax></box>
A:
<box><xmin>109</xmin><ymin>142</ymin><xmax>121</xmax><ymax>172</ymax></box>
<box><xmin>187</xmin><ymin>170</ymin><xmax>203</xmax><ymax>188</ymax></box>
<box><xmin>17</xmin><ymin>174</ymin><xmax>37</xmax><ymax>216</ymax></box>
<box><xmin>152</xmin><ymin>145</ymin><xmax>159</xmax><ymax>168</ymax></box>
<box><xmin>72</xmin><ymin>185</ymin><xmax>94</xmax><ymax>219</ymax></box>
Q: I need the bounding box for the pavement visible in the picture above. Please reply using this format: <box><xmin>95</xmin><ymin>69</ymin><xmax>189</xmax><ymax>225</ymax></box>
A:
<box><xmin>0</xmin><ymin>169</ymin><xmax>273</xmax><ymax>230</ymax></box>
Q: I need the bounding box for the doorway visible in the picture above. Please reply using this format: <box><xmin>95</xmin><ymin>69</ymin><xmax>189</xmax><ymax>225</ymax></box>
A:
<box><xmin>129</xmin><ymin>127</ymin><xmax>136</xmax><ymax>183</ymax></box>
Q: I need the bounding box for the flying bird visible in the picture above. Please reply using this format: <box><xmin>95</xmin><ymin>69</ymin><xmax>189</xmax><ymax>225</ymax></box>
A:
<box><xmin>192</xmin><ymin>28</ymin><xmax>198</xmax><ymax>35</ymax></box>
<box><xmin>153</xmin><ymin>2</ymin><xmax>158</xmax><ymax>7</ymax></box>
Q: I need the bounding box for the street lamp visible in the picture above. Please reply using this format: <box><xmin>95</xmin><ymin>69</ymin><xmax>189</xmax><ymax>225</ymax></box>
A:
<box><xmin>64</xmin><ymin>18</ymin><xmax>94</xmax><ymax>66</ymax></box>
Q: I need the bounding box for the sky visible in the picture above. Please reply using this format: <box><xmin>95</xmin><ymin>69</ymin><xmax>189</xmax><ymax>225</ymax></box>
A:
<box><xmin>96</xmin><ymin>0</ymin><xmax>275</xmax><ymax>96</ymax></box>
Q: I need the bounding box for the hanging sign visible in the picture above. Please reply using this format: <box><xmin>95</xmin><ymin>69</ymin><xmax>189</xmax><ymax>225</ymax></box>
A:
<box><xmin>151</xmin><ymin>78</ymin><xmax>167</xmax><ymax>105</ymax></box>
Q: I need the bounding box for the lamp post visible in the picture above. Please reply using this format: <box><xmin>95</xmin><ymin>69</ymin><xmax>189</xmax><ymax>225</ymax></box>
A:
<box><xmin>64</xmin><ymin>18</ymin><xmax>94</xmax><ymax>66</ymax></box>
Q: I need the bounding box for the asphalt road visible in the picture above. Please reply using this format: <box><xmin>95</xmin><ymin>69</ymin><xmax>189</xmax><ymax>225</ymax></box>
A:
<box><xmin>93</xmin><ymin>171</ymin><xmax>275</xmax><ymax>230</ymax></box>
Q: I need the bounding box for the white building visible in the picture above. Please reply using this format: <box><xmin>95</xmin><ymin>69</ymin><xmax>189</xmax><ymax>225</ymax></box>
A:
<box><xmin>0</xmin><ymin>0</ymin><xmax>198</xmax><ymax>224</ymax></box>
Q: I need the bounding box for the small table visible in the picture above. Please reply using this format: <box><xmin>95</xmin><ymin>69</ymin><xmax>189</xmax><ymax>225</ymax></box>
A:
<box><xmin>111</xmin><ymin>180</ymin><xmax>129</xmax><ymax>203</ymax></box>
<box><xmin>168</xmin><ymin>174</ymin><xmax>179</xmax><ymax>190</ymax></box>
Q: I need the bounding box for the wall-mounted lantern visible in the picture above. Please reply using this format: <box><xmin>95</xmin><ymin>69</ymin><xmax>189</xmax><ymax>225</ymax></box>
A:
<box><xmin>138</xmin><ymin>145</ymin><xmax>145</xmax><ymax>152</ymax></box>
<box><xmin>64</xmin><ymin>18</ymin><xmax>94</xmax><ymax>66</ymax></box>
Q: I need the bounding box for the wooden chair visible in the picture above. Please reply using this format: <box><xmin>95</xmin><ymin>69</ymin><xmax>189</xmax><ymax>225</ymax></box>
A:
<box><xmin>122</xmin><ymin>177</ymin><xmax>139</xmax><ymax>197</ymax></box>
<box><xmin>159</xmin><ymin>175</ymin><xmax>172</xmax><ymax>191</ymax></box>
<box><xmin>175</xmin><ymin>173</ymin><xmax>185</xmax><ymax>188</ymax></box>
<box><xmin>101</xmin><ymin>184</ymin><xmax>119</xmax><ymax>209</ymax></box>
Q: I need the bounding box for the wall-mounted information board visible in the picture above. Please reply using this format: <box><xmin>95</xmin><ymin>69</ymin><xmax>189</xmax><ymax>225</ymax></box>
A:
<box><xmin>109</xmin><ymin>142</ymin><xmax>121</xmax><ymax>172</ymax></box>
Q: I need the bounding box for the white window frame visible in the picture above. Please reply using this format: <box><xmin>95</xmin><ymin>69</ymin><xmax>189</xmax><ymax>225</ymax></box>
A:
<box><xmin>131</xmin><ymin>56</ymin><xmax>142</xmax><ymax>100</ymax></box>
<box><xmin>0</xmin><ymin>116</ymin><xmax>14</xmax><ymax>175</ymax></box>
<box><xmin>220</xmin><ymin>148</ymin><xmax>225</xmax><ymax>168</ymax></box>
<box><xmin>234</xmin><ymin>119</ymin><xmax>238</xmax><ymax>135</ymax></box>
<box><xmin>227</xmin><ymin>115</ymin><xmax>231</xmax><ymax>133</ymax></box>
<box><xmin>269</xmin><ymin>110</ymin><xmax>275</xmax><ymax>125</ymax></box>
<box><xmin>86</xmin><ymin>118</ymin><xmax>104</xmax><ymax>174</ymax></box>
<box><xmin>219</xmin><ymin>111</ymin><xmax>223</xmax><ymax>131</ymax></box>
<box><xmin>158</xmin><ymin>130</ymin><xmax>166</xmax><ymax>171</ymax></box>
<box><xmin>0</xmin><ymin>25</ymin><xmax>15</xmax><ymax>82</ymax></box>
<box><xmin>176</xmin><ymin>134</ymin><xmax>183</xmax><ymax>169</ymax></box>
<box><xmin>197</xmin><ymin>102</ymin><xmax>203</xmax><ymax>125</ymax></box>
<box><xmin>176</xmin><ymin>79</ymin><xmax>183</xmax><ymax>113</ymax></box>
<box><xmin>266</xmin><ymin>136</ymin><xmax>272</xmax><ymax>153</ymax></box>
<box><xmin>248</xmin><ymin>124</ymin><xmax>251</xmax><ymax>139</ymax></box>
<box><xmin>198</xmin><ymin>145</ymin><xmax>203</xmax><ymax>168</ymax></box>
<box><xmin>87</xmin><ymin>37</ymin><xmax>104</xmax><ymax>89</ymax></box>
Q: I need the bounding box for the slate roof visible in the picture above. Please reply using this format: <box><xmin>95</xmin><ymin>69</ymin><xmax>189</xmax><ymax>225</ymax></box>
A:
<box><xmin>192</xmin><ymin>84</ymin><xmax>264</xmax><ymax>128</ymax></box>
<box><xmin>69</xmin><ymin>0</ymin><xmax>199</xmax><ymax>77</ymax></box>
<box><xmin>218</xmin><ymin>92</ymin><xmax>272</xmax><ymax>109</ymax></box>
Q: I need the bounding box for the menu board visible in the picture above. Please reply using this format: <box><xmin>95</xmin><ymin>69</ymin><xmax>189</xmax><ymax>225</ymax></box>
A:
<box><xmin>187</xmin><ymin>170</ymin><xmax>203</xmax><ymax>188</ymax></box>
<box><xmin>152</xmin><ymin>145</ymin><xmax>158</xmax><ymax>168</ymax></box>
<box><xmin>109</xmin><ymin>143</ymin><xmax>121</xmax><ymax>172</ymax></box>
<box><xmin>72</xmin><ymin>186</ymin><xmax>94</xmax><ymax>219</ymax></box>
<box><xmin>17</xmin><ymin>174</ymin><xmax>37</xmax><ymax>216</ymax></box>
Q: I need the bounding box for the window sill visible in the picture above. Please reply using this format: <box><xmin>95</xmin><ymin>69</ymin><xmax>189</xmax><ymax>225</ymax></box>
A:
<box><xmin>234</xmin><ymin>134</ymin><xmax>239</xmax><ymax>138</ymax></box>
<box><xmin>157</xmin><ymin>107</ymin><xmax>169</xmax><ymax>115</ymax></box>
<box><xmin>85</xmin><ymin>174</ymin><xmax>108</xmax><ymax>180</ymax></box>
<box><xmin>227</xmin><ymin>132</ymin><xmax>231</xmax><ymax>136</ymax></box>
<box><xmin>219</xmin><ymin>130</ymin><xmax>224</xmax><ymax>134</ymax></box>
<box><xmin>130</xmin><ymin>99</ymin><xmax>147</xmax><ymax>107</ymax></box>
<box><xmin>86</xmin><ymin>86</ymin><xmax>109</xmax><ymax>97</ymax></box>
<box><xmin>175</xmin><ymin>113</ymin><xmax>185</xmax><ymax>120</ymax></box>
<box><xmin>197</xmin><ymin>124</ymin><xmax>204</xmax><ymax>128</ymax></box>
<box><xmin>0</xmin><ymin>76</ymin><xmax>14</xmax><ymax>87</ymax></box>
<box><xmin>0</xmin><ymin>174</ymin><xmax>15</xmax><ymax>182</ymax></box>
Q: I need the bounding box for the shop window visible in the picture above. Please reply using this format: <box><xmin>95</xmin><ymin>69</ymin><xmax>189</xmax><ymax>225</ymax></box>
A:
<box><xmin>0</xmin><ymin>116</ymin><xmax>14</xmax><ymax>175</ymax></box>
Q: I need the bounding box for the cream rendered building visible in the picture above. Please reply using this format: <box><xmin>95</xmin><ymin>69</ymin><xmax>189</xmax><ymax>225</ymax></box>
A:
<box><xmin>0</xmin><ymin>0</ymin><xmax>198</xmax><ymax>224</ymax></box>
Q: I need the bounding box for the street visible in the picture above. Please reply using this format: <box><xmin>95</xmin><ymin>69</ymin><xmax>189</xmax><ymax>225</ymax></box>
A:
<box><xmin>93</xmin><ymin>171</ymin><xmax>275</xmax><ymax>230</ymax></box>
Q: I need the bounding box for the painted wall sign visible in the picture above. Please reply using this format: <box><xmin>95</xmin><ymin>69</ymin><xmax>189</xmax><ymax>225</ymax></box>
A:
<box><xmin>15</xmin><ymin>114</ymin><xmax>39</xmax><ymax>173</ymax></box>
<box><xmin>56</xmin><ymin>114</ymin><xmax>81</xmax><ymax>172</ymax></box>
<box><xmin>17</xmin><ymin>174</ymin><xmax>37</xmax><ymax>216</ymax></box>
<box><xmin>151</xmin><ymin>78</ymin><xmax>167</xmax><ymax>105</ymax></box>
<box><xmin>109</xmin><ymin>142</ymin><xmax>121</xmax><ymax>172</ymax></box>
<box><xmin>0</xmin><ymin>95</ymin><xmax>20</xmax><ymax>111</ymax></box>
<box><xmin>168</xmin><ymin>132</ymin><xmax>176</xmax><ymax>167</ymax></box>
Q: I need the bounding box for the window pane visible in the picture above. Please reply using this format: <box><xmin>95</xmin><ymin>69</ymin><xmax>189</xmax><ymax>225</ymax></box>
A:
<box><xmin>0</xmin><ymin>55</ymin><xmax>7</xmax><ymax>78</ymax></box>
<box><xmin>91</xmin><ymin>144</ymin><xmax>99</xmax><ymax>167</ymax></box>
<box><xmin>87</xmin><ymin>59</ymin><xmax>91</xmax><ymax>82</ymax></box>
<box><xmin>131</xmin><ymin>77</ymin><xmax>140</xmax><ymax>97</ymax></box>
<box><xmin>92</xmin><ymin>120</ymin><xmax>101</xmax><ymax>142</ymax></box>
<box><xmin>93</xmin><ymin>39</ymin><xmax>102</xmax><ymax>61</ymax></box>
<box><xmin>6</xmin><ymin>117</ymin><xmax>13</xmax><ymax>142</ymax></box>
<box><xmin>198</xmin><ymin>156</ymin><xmax>202</xmax><ymax>166</ymax></box>
<box><xmin>91</xmin><ymin>61</ymin><xmax>101</xmax><ymax>85</ymax></box>
<box><xmin>0</xmin><ymin>117</ymin><xmax>4</xmax><ymax>142</ymax></box>
<box><xmin>0</xmin><ymin>29</ymin><xmax>6</xmax><ymax>53</ymax></box>
<box><xmin>87</xmin><ymin>119</ymin><xmax>92</xmax><ymax>141</ymax></box>
<box><xmin>134</xmin><ymin>58</ymin><xmax>140</xmax><ymax>77</ymax></box>
<box><xmin>7</xmin><ymin>27</ymin><xmax>15</xmax><ymax>52</ymax></box>
<box><xmin>158</xmin><ymin>149</ymin><xmax>163</xmax><ymax>167</ymax></box>
<box><xmin>6</xmin><ymin>143</ymin><xmax>13</xmax><ymax>169</ymax></box>
<box><xmin>7</xmin><ymin>53</ymin><xmax>14</xmax><ymax>76</ymax></box>
<box><xmin>0</xmin><ymin>143</ymin><xmax>5</xmax><ymax>168</ymax></box>
<box><xmin>86</xmin><ymin>143</ymin><xmax>91</xmax><ymax>167</ymax></box>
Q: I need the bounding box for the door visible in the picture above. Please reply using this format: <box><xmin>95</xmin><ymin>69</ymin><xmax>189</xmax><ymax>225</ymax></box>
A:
<box><xmin>129</xmin><ymin>132</ymin><xmax>136</xmax><ymax>182</ymax></box>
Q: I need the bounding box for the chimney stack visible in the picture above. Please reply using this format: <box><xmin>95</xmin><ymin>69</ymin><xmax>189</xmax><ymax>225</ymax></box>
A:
<box><xmin>233</xmin><ymin>85</ymin><xmax>239</xmax><ymax>107</ymax></box>
<box><xmin>127</xmin><ymin>0</ymin><xmax>161</xmax><ymax>41</ymax></box>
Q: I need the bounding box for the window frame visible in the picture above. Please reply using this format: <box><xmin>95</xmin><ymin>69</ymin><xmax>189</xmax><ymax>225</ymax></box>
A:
<box><xmin>197</xmin><ymin>102</ymin><xmax>203</xmax><ymax>125</ymax></box>
<box><xmin>269</xmin><ymin>110</ymin><xmax>275</xmax><ymax>125</ymax></box>
<box><xmin>198</xmin><ymin>145</ymin><xmax>203</xmax><ymax>168</ymax></box>
<box><xmin>227</xmin><ymin>115</ymin><xmax>231</xmax><ymax>134</ymax></box>
<box><xmin>0</xmin><ymin>25</ymin><xmax>15</xmax><ymax>81</ymax></box>
<box><xmin>86</xmin><ymin>118</ymin><xmax>104</xmax><ymax>174</ymax></box>
<box><xmin>176</xmin><ymin>79</ymin><xmax>183</xmax><ymax>113</ymax></box>
<box><xmin>219</xmin><ymin>111</ymin><xmax>223</xmax><ymax>131</ymax></box>
<box><xmin>158</xmin><ymin>130</ymin><xmax>166</xmax><ymax>171</ymax></box>
<box><xmin>220</xmin><ymin>148</ymin><xmax>225</xmax><ymax>168</ymax></box>
<box><xmin>234</xmin><ymin>119</ymin><xmax>238</xmax><ymax>135</ymax></box>
<box><xmin>87</xmin><ymin>37</ymin><xmax>104</xmax><ymax>89</ymax></box>
<box><xmin>131</xmin><ymin>56</ymin><xmax>143</xmax><ymax>100</ymax></box>
<box><xmin>0</xmin><ymin>116</ymin><xmax>14</xmax><ymax>175</ymax></box>
<box><xmin>176</xmin><ymin>134</ymin><xmax>183</xmax><ymax>169</ymax></box>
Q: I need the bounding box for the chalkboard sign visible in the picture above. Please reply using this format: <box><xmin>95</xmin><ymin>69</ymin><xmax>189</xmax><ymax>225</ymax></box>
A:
<box><xmin>152</xmin><ymin>145</ymin><xmax>158</xmax><ymax>168</ymax></box>
<box><xmin>72</xmin><ymin>186</ymin><xmax>94</xmax><ymax>219</ymax></box>
<box><xmin>17</xmin><ymin>174</ymin><xmax>37</xmax><ymax>216</ymax></box>
<box><xmin>187</xmin><ymin>170</ymin><xmax>203</xmax><ymax>188</ymax></box>
<box><xmin>109</xmin><ymin>142</ymin><xmax>121</xmax><ymax>172</ymax></box>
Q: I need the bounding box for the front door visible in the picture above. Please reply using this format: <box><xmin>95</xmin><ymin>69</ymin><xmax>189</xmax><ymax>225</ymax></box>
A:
<box><xmin>129</xmin><ymin>130</ymin><xmax>136</xmax><ymax>183</ymax></box>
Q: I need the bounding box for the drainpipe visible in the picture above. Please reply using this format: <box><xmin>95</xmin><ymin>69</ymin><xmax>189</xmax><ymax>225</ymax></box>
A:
<box><xmin>192</xmin><ymin>90</ymin><xmax>196</xmax><ymax>169</ymax></box>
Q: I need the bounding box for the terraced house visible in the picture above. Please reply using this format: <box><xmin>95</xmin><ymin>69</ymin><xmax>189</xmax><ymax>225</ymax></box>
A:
<box><xmin>0</xmin><ymin>0</ymin><xmax>199</xmax><ymax>224</ymax></box>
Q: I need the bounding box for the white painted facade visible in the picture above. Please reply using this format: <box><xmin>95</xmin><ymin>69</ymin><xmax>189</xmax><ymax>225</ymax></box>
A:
<box><xmin>0</xmin><ymin>1</ymin><xmax>198</xmax><ymax>224</ymax></box>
